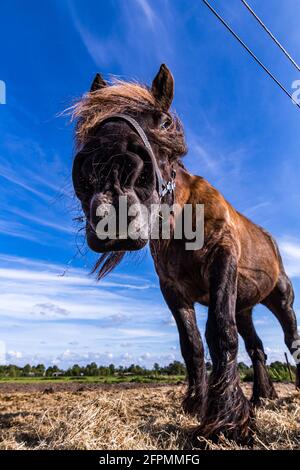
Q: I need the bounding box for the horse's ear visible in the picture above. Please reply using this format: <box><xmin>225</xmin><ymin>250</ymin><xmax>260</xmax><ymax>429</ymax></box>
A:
<box><xmin>90</xmin><ymin>73</ymin><xmax>107</xmax><ymax>92</ymax></box>
<box><xmin>151</xmin><ymin>64</ymin><xmax>174</xmax><ymax>111</ymax></box>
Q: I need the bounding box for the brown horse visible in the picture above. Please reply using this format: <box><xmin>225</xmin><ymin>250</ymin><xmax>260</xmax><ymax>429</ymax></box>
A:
<box><xmin>71</xmin><ymin>64</ymin><xmax>300</xmax><ymax>444</ymax></box>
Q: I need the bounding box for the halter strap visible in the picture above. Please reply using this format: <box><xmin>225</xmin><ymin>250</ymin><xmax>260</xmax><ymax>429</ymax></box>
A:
<box><xmin>97</xmin><ymin>113</ymin><xmax>176</xmax><ymax>200</ymax></box>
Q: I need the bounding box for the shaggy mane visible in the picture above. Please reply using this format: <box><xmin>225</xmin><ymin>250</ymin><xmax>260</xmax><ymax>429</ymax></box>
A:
<box><xmin>71</xmin><ymin>79</ymin><xmax>187</xmax><ymax>159</ymax></box>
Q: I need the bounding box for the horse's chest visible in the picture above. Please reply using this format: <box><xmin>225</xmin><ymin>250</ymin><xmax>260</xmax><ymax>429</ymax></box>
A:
<box><xmin>155</xmin><ymin>247</ymin><xmax>209</xmax><ymax>303</ymax></box>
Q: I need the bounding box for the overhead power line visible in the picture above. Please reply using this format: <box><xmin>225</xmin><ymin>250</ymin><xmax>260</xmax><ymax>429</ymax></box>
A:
<box><xmin>201</xmin><ymin>0</ymin><xmax>300</xmax><ymax>109</ymax></box>
<box><xmin>241</xmin><ymin>0</ymin><xmax>300</xmax><ymax>72</ymax></box>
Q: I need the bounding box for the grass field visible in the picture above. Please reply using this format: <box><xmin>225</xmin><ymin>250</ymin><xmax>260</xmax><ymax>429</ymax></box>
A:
<box><xmin>0</xmin><ymin>381</ymin><xmax>299</xmax><ymax>450</ymax></box>
<box><xmin>0</xmin><ymin>375</ymin><xmax>184</xmax><ymax>384</ymax></box>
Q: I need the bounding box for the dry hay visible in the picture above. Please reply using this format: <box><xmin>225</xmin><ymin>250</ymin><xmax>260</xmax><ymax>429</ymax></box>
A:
<box><xmin>0</xmin><ymin>383</ymin><xmax>299</xmax><ymax>450</ymax></box>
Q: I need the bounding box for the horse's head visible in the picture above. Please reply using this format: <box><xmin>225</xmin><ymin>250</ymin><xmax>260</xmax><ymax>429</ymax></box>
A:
<box><xmin>72</xmin><ymin>64</ymin><xmax>187</xmax><ymax>276</ymax></box>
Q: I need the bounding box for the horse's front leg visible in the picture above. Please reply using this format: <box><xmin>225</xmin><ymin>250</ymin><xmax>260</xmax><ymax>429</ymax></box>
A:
<box><xmin>195</xmin><ymin>247</ymin><xmax>252</xmax><ymax>444</ymax></box>
<box><xmin>160</xmin><ymin>282</ymin><xmax>207</xmax><ymax>416</ymax></box>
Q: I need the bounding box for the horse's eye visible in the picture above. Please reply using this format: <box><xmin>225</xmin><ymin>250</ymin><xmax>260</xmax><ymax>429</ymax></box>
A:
<box><xmin>160</xmin><ymin>115</ymin><xmax>172</xmax><ymax>130</ymax></box>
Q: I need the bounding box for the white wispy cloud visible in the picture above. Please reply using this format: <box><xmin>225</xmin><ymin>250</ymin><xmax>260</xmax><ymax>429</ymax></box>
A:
<box><xmin>33</xmin><ymin>302</ymin><xmax>70</xmax><ymax>317</ymax></box>
<box><xmin>67</xmin><ymin>1</ymin><xmax>123</xmax><ymax>68</ymax></box>
<box><xmin>0</xmin><ymin>163</ymin><xmax>51</xmax><ymax>202</ymax></box>
<box><xmin>9</xmin><ymin>207</ymin><xmax>73</xmax><ymax>235</ymax></box>
<box><xmin>0</xmin><ymin>254</ymin><xmax>174</xmax><ymax>366</ymax></box>
<box><xmin>7</xmin><ymin>350</ymin><xmax>23</xmax><ymax>360</ymax></box>
<box><xmin>0</xmin><ymin>219</ymin><xmax>40</xmax><ymax>242</ymax></box>
<box><xmin>243</xmin><ymin>201</ymin><xmax>271</xmax><ymax>218</ymax></box>
<box><xmin>67</xmin><ymin>0</ymin><xmax>173</xmax><ymax>71</ymax></box>
<box><xmin>0</xmin><ymin>134</ymin><xmax>73</xmax><ymax>245</ymax></box>
<box><xmin>0</xmin><ymin>216</ymin><xmax>72</xmax><ymax>246</ymax></box>
<box><xmin>135</xmin><ymin>0</ymin><xmax>156</xmax><ymax>27</ymax></box>
<box><xmin>0</xmin><ymin>252</ymin><xmax>295</xmax><ymax>367</ymax></box>
<box><xmin>186</xmin><ymin>128</ymin><xmax>250</xmax><ymax>191</ymax></box>
<box><xmin>279</xmin><ymin>238</ymin><xmax>300</xmax><ymax>278</ymax></box>
<box><xmin>0</xmin><ymin>134</ymin><xmax>70</xmax><ymax>199</ymax></box>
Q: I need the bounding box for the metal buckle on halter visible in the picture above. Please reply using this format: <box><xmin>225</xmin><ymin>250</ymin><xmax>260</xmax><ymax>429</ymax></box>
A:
<box><xmin>161</xmin><ymin>179</ymin><xmax>176</xmax><ymax>198</ymax></box>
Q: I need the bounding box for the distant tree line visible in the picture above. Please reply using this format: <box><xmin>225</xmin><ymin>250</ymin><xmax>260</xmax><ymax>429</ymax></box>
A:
<box><xmin>0</xmin><ymin>361</ymin><xmax>187</xmax><ymax>378</ymax></box>
<box><xmin>0</xmin><ymin>360</ymin><xmax>296</xmax><ymax>382</ymax></box>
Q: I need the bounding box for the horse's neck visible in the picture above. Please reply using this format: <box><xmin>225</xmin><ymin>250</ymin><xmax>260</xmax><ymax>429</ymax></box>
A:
<box><xmin>150</xmin><ymin>167</ymin><xmax>235</xmax><ymax>257</ymax></box>
<box><xmin>176</xmin><ymin>166</ymin><xmax>231</xmax><ymax>213</ymax></box>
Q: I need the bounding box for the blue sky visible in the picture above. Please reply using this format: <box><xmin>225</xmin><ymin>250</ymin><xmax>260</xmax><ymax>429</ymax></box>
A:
<box><xmin>0</xmin><ymin>0</ymin><xmax>300</xmax><ymax>368</ymax></box>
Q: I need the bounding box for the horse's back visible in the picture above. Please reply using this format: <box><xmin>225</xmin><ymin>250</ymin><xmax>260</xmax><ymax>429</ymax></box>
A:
<box><xmin>234</xmin><ymin>211</ymin><xmax>281</xmax><ymax>310</ymax></box>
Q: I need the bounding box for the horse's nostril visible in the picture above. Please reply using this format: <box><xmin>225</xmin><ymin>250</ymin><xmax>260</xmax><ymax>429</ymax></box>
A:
<box><xmin>124</xmin><ymin>153</ymin><xmax>143</xmax><ymax>186</ymax></box>
<box><xmin>102</xmin><ymin>152</ymin><xmax>144</xmax><ymax>190</ymax></box>
<box><xmin>89</xmin><ymin>194</ymin><xmax>110</xmax><ymax>232</ymax></box>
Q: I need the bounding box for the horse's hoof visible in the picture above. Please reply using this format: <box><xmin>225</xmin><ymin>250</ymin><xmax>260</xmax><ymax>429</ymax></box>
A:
<box><xmin>182</xmin><ymin>395</ymin><xmax>204</xmax><ymax>417</ymax></box>
<box><xmin>192</xmin><ymin>424</ymin><xmax>254</xmax><ymax>448</ymax></box>
<box><xmin>250</xmin><ymin>397</ymin><xmax>262</xmax><ymax>408</ymax></box>
<box><xmin>251</xmin><ymin>388</ymin><xmax>278</xmax><ymax>407</ymax></box>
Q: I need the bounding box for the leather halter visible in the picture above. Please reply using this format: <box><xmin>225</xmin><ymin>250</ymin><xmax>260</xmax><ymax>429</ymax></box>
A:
<box><xmin>96</xmin><ymin>113</ymin><xmax>176</xmax><ymax>200</ymax></box>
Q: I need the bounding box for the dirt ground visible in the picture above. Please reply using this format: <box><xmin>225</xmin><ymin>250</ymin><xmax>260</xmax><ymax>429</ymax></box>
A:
<box><xmin>0</xmin><ymin>382</ymin><xmax>299</xmax><ymax>450</ymax></box>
